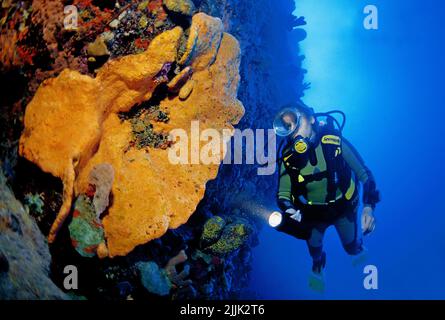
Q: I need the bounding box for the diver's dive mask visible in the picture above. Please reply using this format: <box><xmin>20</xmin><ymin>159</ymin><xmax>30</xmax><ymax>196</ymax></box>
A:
<box><xmin>273</xmin><ymin>108</ymin><xmax>302</xmax><ymax>137</ymax></box>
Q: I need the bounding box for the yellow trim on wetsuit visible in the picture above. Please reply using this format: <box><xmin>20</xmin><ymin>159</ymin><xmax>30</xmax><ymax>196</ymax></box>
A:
<box><xmin>345</xmin><ymin>178</ymin><xmax>356</xmax><ymax>200</ymax></box>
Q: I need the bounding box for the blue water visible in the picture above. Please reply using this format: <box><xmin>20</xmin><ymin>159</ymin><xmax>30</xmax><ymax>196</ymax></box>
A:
<box><xmin>249</xmin><ymin>0</ymin><xmax>445</xmax><ymax>299</ymax></box>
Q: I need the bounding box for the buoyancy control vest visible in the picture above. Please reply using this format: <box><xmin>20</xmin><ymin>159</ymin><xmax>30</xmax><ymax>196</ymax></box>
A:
<box><xmin>280</xmin><ymin>122</ymin><xmax>357</xmax><ymax>206</ymax></box>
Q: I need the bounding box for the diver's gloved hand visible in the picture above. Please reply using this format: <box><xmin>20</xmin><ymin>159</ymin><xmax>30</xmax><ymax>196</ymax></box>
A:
<box><xmin>361</xmin><ymin>206</ymin><xmax>375</xmax><ymax>235</ymax></box>
<box><xmin>285</xmin><ymin>208</ymin><xmax>302</xmax><ymax>222</ymax></box>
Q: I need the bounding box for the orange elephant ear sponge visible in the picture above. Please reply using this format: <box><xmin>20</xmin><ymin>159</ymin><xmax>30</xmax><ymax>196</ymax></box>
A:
<box><xmin>19</xmin><ymin>13</ymin><xmax>244</xmax><ymax>257</ymax></box>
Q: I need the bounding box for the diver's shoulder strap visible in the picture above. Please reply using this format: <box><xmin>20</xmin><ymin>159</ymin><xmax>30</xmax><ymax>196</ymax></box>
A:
<box><xmin>277</xmin><ymin>138</ymin><xmax>292</xmax><ymax>171</ymax></box>
<box><xmin>318</xmin><ymin>123</ymin><xmax>343</xmax><ymax>202</ymax></box>
<box><xmin>318</xmin><ymin>120</ymin><xmax>341</xmax><ymax>139</ymax></box>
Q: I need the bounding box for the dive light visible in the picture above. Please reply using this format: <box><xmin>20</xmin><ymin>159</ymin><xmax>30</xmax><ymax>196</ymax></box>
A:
<box><xmin>268</xmin><ymin>210</ymin><xmax>310</xmax><ymax>240</ymax></box>
<box><xmin>268</xmin><ymin>211</ymin><xmax>283</xmax><ymax>227</ymax></box>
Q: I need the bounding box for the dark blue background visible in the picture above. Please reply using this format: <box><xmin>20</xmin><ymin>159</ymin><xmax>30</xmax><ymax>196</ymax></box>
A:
<box><xmin>248</xmin><ymin>0</ymin><xmax>445</xmax><ymax>299</ymax></box>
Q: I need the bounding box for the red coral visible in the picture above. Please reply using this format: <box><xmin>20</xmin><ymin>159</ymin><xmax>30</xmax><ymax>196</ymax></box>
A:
<box><xmin>0</xmin><ymin>3</ymin><xmax>34</xmax><ymax>70</ymax></box>
<box><xmin>91</xmin><ymin>219</ymin><xmax>103</xmax><ymax>229</ymax></box>
<box><xmin>148</xmin><ymin>0</ymin><xmax>168</xmax><ymax>22</ymax></box>
<box><xmin>83</xmin><ymin>245</ymin><xmax>98</xmax><ymax>254</ymax></box>
<box><xmin>31</xmin><ymin>0</ymin><xmax>65</xmax><ymax>58</ymax></box>
<box><xmin>0</xmin><ymin>31</ymin><xmax>20</xmax><ymax>69</ymax></box>
<box><xmin>147</xmin><ymin>0</ymin><xmax>160</xmax><ymax>12</ymax></box>
<box><xmin>75</xmin><ymin>0</ymin><xmax>93</xmax><ymax>9</ymax></box>
<box><xmin>134</xmin><ymin>38</ymin><xmax>150</xmax><ymax>50</ymax></box>
<box><xmin>17</xmin><ymin>46</ymin><xmax>36</xmax><ymax>66</ymax></box>
<box><xmin>86</xmin><ymin>184</ymin><xmax>96</xmax><ymax>199</ymax></box>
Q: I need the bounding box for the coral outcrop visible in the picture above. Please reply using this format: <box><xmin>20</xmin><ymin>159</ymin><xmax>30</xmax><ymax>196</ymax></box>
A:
<box><xmin>68</xmin><ymin>163</ymin><xmax>113</xmax><ymax>258</ymax></box>
<box><xmin>200</xmin><ymin>215</ymin><xmax>255</xmax><ymax>256</ymax></box>
<box><xmin>137</xmin><ymin>261</ymin><xmax>172</xmax><ymax>296</ymax></box>
<box><xmin>68</xmin><ymin>194</ymin><xmax>105</xmax><ymax>258</ymax></box>
<box><xmin>179</xmin><ymin>13</ymin><xmax>223</xmax><ymax>70</ymax></box>
<box><xmin>200</xmin><ymin>215</ymin><xmax>225</xmax><ymax>247</ymax></box>
<box><xmin>19</xmin><ymin>13</ymin><xmax>244</xmax><ymax>257</ymax></box>
<box><xmin>163</xmin><ymin>0</ymin><xmax>196</xmax><ymax>16</ymax></box>
<box><xmin>137</xmin><ymin>249</ymin><xmax>192</xmax><ymax>296</ymax></box>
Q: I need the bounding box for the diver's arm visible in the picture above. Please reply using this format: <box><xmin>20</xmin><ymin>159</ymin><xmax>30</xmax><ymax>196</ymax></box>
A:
<box><xmin>277</xmin><ymin>162</ymin><xmax>294</xmax><ymax>212</ymax></box>
<box><xmin>342</xmin><ymin>138</ymin><xmax>380</xmax><ymax>209</ymax></box>
<box><xmin>277</xmin><ymin>164</ymin><xmax>302</xmax><ymax>222</ymax></box>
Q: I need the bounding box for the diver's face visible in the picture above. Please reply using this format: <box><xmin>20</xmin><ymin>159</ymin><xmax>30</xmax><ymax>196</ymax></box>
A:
<box><xmin>282</xmin><ymin>114</ymin><xmax>295</xmax><ymax>130</ymax></box>
<box><xmin>293</xmin><ymin>115</ymin><xmax>314</xmax><ymax>139</ymax></box>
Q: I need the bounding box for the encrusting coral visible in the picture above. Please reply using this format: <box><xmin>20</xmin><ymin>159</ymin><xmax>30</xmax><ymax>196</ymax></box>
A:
<box><xmin>67</xmin><ymin>163</ymin><xmax>114</xmax><ymax>258</ymax></box>
<box><xmin>200</xmin><ymin>215</ymin><xmax>226</xmax><ymax>248</ymax></box>
<box><xmin>199</xmin><ymin>215</ymin><xmax>254</xmax><ymax>256</ymax></box>
<box><xmin>19</xmin><ymin>13</ymin><xmax>245</xmax><ymax>257</ymax></box>
<box><xmin>137</xmin><ymin>249</ymin><xmax>192</xmax><ymax>296</ymax></box>
<box><xmin>68</xmin><ymin>194</ymin><xmax>105</xmax><ymax>258</ymax></box>
<box><xmin>163</xmin><ymin>0</ymin><xmax>196</xmax><ymax>16</ymax></box>
<box><xmin>30</xmin><ymin>0</ymin><xmax>64</xmax><ymax>60</ymax></box>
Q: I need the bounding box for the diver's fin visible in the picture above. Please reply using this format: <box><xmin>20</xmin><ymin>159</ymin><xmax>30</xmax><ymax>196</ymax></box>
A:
<box><xmin>351</xmin><ymin>247</ymin><xmax>369</xmax><ymax>267</ymax></box>
<box><xmin>308</xmin><ymin>271</ymin><xmax>325</xmax><ymax>293</ymax></box>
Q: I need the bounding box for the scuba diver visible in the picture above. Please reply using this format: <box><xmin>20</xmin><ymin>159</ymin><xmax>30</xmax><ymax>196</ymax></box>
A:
<box><xmin>270</xmin><ymin>100</ymin><xmax>380</xmax><ymax>291</ymax></box>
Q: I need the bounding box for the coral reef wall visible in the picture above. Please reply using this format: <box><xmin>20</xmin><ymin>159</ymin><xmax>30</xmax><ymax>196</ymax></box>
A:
<box><xmin>0</xmin><ymin>0</ymin><xmax>306</xmax><ymax>300</ymax></box>
<box><xmin>199</xmin><ymin>0</ymin><xmax>307</xmax><ymax>214</ymax></box>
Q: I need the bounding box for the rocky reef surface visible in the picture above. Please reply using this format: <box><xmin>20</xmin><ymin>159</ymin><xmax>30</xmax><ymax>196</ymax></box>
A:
<box><xmin>0</xmin><ymin>0</ymin><xmax>306</xmax><ymax>300</ymax></box>
<box><xmin>0</xmin><ymin>171</ymin><xmax>67</xmax><ymax>299</ymax></box>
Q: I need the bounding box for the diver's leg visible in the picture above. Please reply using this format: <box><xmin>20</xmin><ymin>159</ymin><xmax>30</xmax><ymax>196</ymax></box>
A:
<box><xmin>306</xmin><ymin>224</ymin><xmax>328</xmax><ymax>273</ymax></box>
<box><xmin>334</xmin><ymin>203</ymin><xmax>364</xmax><ymax>256</ymax></box>
<box><xmin>306</xmin><ymin>223</ymin><xmax>328</xmax><ymax>292</ymax></box>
